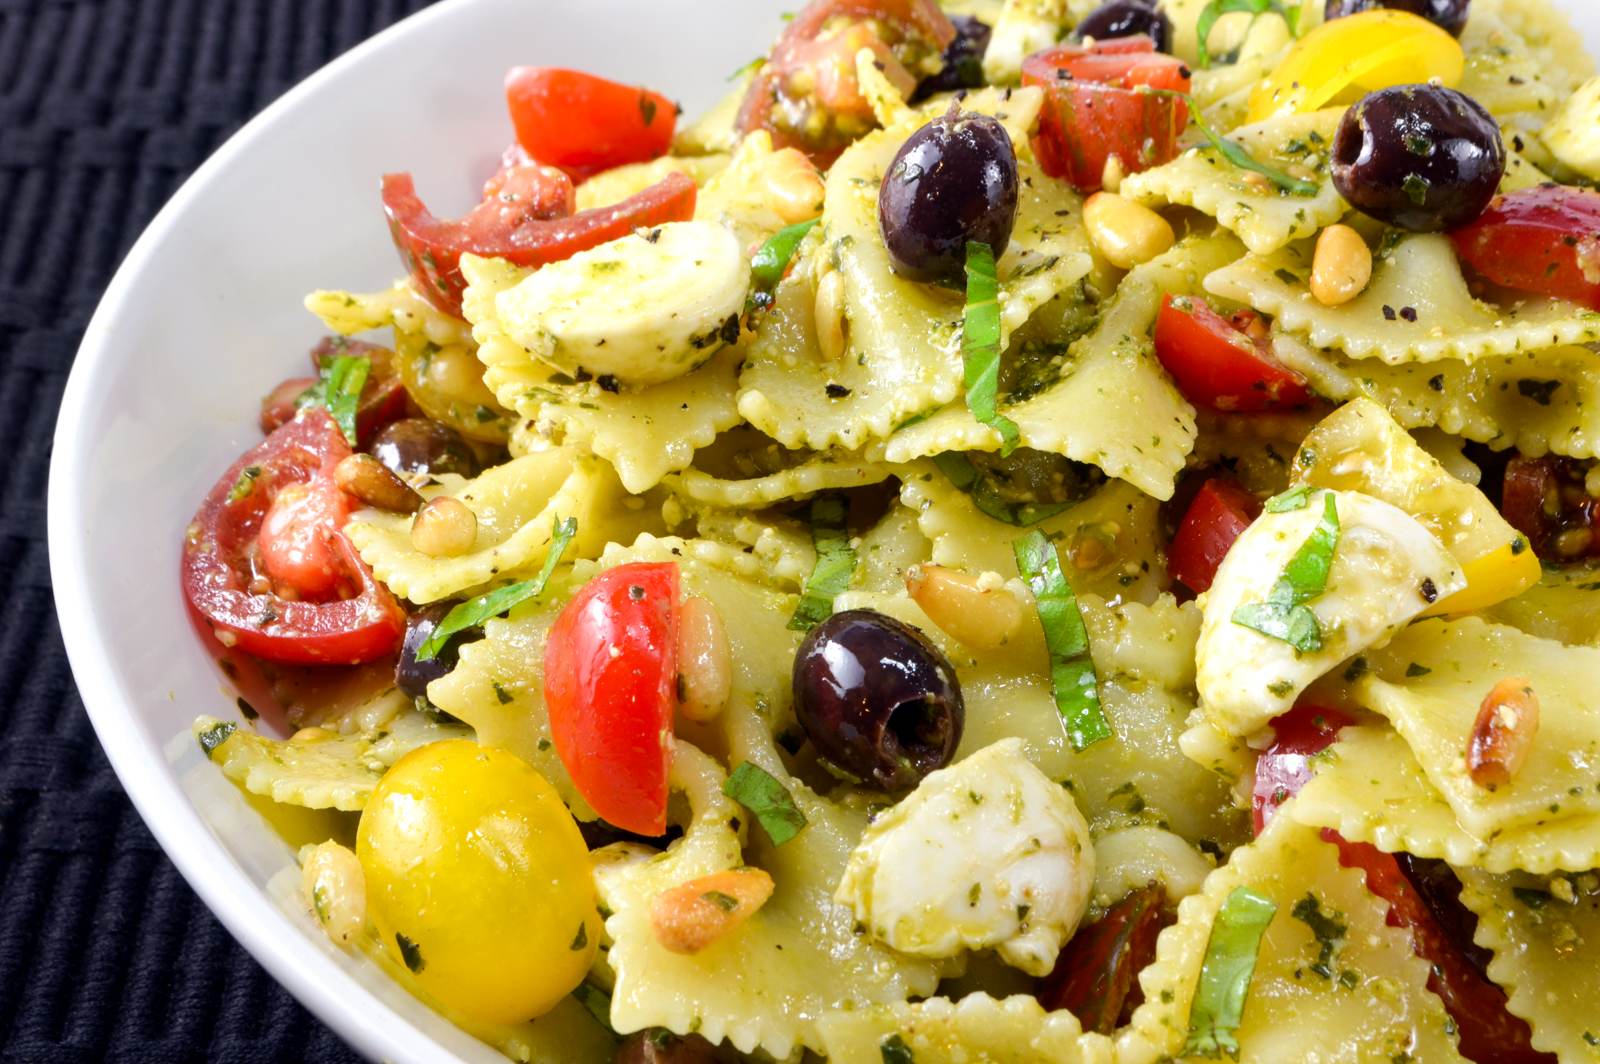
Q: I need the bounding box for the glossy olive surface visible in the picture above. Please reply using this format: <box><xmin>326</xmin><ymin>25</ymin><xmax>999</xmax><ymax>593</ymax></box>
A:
<box><xmin>367</xmin><ymin>417</ymin><xmax>480</xmax><ymax>478</ymax></box>
<box><xmin>912</xmin><ymin>15</ymin><xmax>992</xmax><ymax>101</ymax></box>
<box><xmin>1324</xmin><ymin>0</ymin><xmax>1469</xmax><ymax>36</ymax></box>
<box><xmin>1074</xmin><ymin>0</ymin><xmax>1172</xmax><ymax>51</ymax></box>
<box><xmin>395</xmin><ymin>601</ymin><xmax>461</xmax><ymax>701</ymax></box>
<box><xmin>792</xmin><ymin>609</ymin><xmax>964</xmax><ymax>791</ymax></box>
<box><xmin>1331</xmin><ymin>85</ymin><xmax>1504</xmax><ymax>232</ymax></box>
<box><xmin>878</xmin><ymin>108</ymin><xmax>1019</xmax><ymax>284</ymax></box>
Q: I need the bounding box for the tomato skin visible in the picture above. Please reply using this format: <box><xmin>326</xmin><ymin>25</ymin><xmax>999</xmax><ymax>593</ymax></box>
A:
<box><xmin>1250</xmin><ymin>702</ymin><xmax>1358</xmax><ymax>834</ymax></box>
<box><xmin>382</xmin><ymin>169</ymin><xmax>695</xmax><ymax>315</ymax></box>
<box><xmin>181</xmin><ymin>410</ymin><xmax>407</xmax><ymax>665</ymax></box>
<box><xmin>258</xmin><ymin>376</ymin><xmax>317</xmax><ymax>435</ymax></box>
<box><xmin>1168</xmin><ymin>478</ymin><xmax>1261</xmax><ymax>595</ymax></box>
<box><xmin>1450</xmin><ymin>184</ymin><xmax>1600</xmax><ymax>311</ymax></box>
<box><xmin>1153</xmin><ymin>294</ymin><xmax>1313</xmax><ymax>412</ymax></box>
<box><xmin>1500</xmin><ymin>454</ymin><xmax>1600</xmax><ymax>563</ymax></box>
<box><xmin>260</xmin><ymin>338</ymin><xmax>408</xmax><ymax>441</ymax></box>
<box><xmin>1022</xmin><ymin>37</ymin><xmax>1190</xmax><ymax>192</ymax></box>
<box><xmin>1037</xmin><ymin>883</ymin><xmax>1172</xmax><ymax>1032</ymax></box>
<box><xmin>543</xmin><ymin>562</ymin><xmax>680</xmax><ymax>836</ymax></box>
<box><xmin>506</xmin><ymin>68</ymin><xmax>677</xmax><ymax>179</ymax></box>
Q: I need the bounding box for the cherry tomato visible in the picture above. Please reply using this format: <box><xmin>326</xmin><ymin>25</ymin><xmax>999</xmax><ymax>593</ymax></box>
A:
<box><xmin>1450</xmin><ymin>185</ymin><xmax>1600</xmax><ymax>312</ymax></box>
<box><xmin>381</xmin><ymin>168</ymin><xmax>696</xmax><ymax>316</ymax></box>
<box><xmin>1037</xmin><ymin>883</ymin><xmax>1172</xmax><ymax>1032</ymax></box>
<box><xmin>543</xmin><ymin>562</ymin><xmax>680</xmax><ymax>836</ymax></box>
<box><xmin>358</xmin><ymin>740</ymin><xmax>599</xmax><ymax>1024</ymax></box>
<box><xmin>1500</xmin><ymin>454</ymin><xmax>1600</xmax><ymax>563</ymax></box>
<box><xmin>506</xmin><ymin>68</ymin><xmax>678</xmax><ymax>180</ymax></box>
<box><xmin>1153</xmin><ymin>294</ymin><xmax>1313</xmax><ymax>412</ymax></box>
<box><xmin>259</xmin><ymin>338</ymin><xmax>407</xmax><ymax>442</ymax></box>
<box><xmin>182</xmin><ymin>410</ymin><xmax>407</xmax><ymax>665</ymax></box>
<box><xmin>1168</xmin><ymin>477</ymin><xmax>1261</xmax><ymax>595</ymax></box>
<box><xmin>1022</xmin><ymin>36</ymin><xmax>1191</xmax><ymax>192</ymax></box>
<box><xmin>258</xmin><ymin>376</ymin><xmax>317</xmax><ymax>435</ymax></box>
<box><xmin>1250</xmin><ymin>702</ymin><xmax>1358</xmax><ymax>833</ymax></box>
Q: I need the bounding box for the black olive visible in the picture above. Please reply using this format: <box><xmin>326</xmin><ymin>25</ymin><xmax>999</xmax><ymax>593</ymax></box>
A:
<box><xmin>1331</xmin><ymin>85</ymin><xmax>1504</xmax><ymax>232</ymax></box>
<box><xmin>878</xmin><ymin>107</ymin><xmax>1019</xmax><ymax>284</ymax></box>
<box><xmin>1073</xmin><ymin>0</ymin><xmax>1172</xmax><ymax>52</ymax></box>
<box><xmin>395</xmin><ymin>602</ymin><xmax>463</xmax><ymax>702</ymax></box>
<box><xmin>614</xmin><ymin>1030</ymin><xmax>736</xmax><ymax>1064</ymax></box>
<box><xmin>367</xmin><ymin>418</ymin><xmax>480</xmax><ymax>478</ymax></box>
<box><xmin>911</xmin><ymin>15</ymin><xmax>992</xmax><ymax>102</ymax></box>
<box><xmin>1324</xmin><ymin>0</ymin><xmax>1469</xmax><ymax>37</ymax></box>
<box><xmin>792</xmin><ymin>610</ymin><xmax>964</xmax><ymax>791</ymax></box>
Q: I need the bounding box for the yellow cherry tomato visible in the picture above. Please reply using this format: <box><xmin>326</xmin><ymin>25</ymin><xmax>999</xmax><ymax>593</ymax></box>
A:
<box><xmin>357</xmin><ymin>740</ymin><xmax>599</xmax><ymax>1025</ymax></box>
<box><xmin>1421</xmin><ymin>538</ymin><xmax>1542</xmax><ymax>617</ymax></box>
<box><xmin>1248</xmin><ymin>11</ymin><xmax>1464</xmax><ymax>122</ymax></box>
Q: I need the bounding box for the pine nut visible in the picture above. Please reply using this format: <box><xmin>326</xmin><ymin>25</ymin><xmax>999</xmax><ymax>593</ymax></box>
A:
<box><xmin>769</xmin><ymin>148</ymin><xmax>826</xmax><ymax>224</ymax></box>
<box><xmin>1083</xmin><ymin>192</ymin><xmax>1175</xmax><ymax>270</ymax></box>
<box><xmin>410</xmin><ymin>496</ymin><xmax>478</xmax><ymax>557</ymax></box>
<box><xmin>649</xmin><ymin>868</ymin><xmax>774</xmax><ymax>954</ymax></box>
<box><xmin>1468</xmin><ymin>676</ymin><xmax>1539</xmax><ymax>788</ymax></box>
<box><xmin>814</xmin><ymin>269</ymin><xmax>847</xmax><ymax>361</ymax></box>
<box><xmin>904</xmin><ymin>564</ymin><xmax>1025</xmax><ymax>649</ymax></box>
<box><xmin>676</xmin><ymin>595</ymin><xmax>731</xmax><ymax>722</ymax></box>
<box><xmin>301</xmin><ymin>840</ymin><xmax>366</xmax><ymax>945</ymax></box>
<box><xmin>334</xmin><ymin>453</ymin><xmax>423</xmax><ymax>514</ymax></box>
<box><xmin>1310</xmin><ymin>224</ymin><xmax>1373</xmax><ymax>307</ymax></box>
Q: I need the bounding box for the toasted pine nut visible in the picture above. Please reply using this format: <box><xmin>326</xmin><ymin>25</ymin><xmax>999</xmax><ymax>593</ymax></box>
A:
<box><xmin>770</xmin><ymin>148</ymin><xmax>826</xmax><ymax>224</ymax></box>
<box><xmin>334</xmin><ymin>453</ymin><xmax>423</xmax><ymax>514</ymax></box>
<box><xmin>301</xmin><ymin>840</ymin><xmax>366</xmax><ymax>945</ymax></box>
<box><xmin>1468</xmin><ymin>676</ymin><xmax>1539</xmax><ymax>788</ymax></box>
<box><xmin>814</xmin><ymin>269</ymin><xmax>847</xmax><ymax>361</ymax></box>
<box><xmin>1310</xmin><ymin>224</ymin><xmax>1373</xmax><ymax>307</ymax></box>
<box><xmin>905</xmin><ymin>564</ymin><xmax>1026</xmax><ymax>649</ymax></box>
<box><xmin>649</xmin><ymin>868</ymin><xmax>775</xmax><ymax>954</ymax></box>
<box><xmin>677</xmin><ymin>595</ymin><xmax>731</xmax><ymax>722</ymax></box>
<box><xmin>410</xmin><ymin>496</ymin><xmax>478</xmax><ymax>557</ymax></box>
<box><xmin>1083</xmin><ymin>192</ymin><xmax>1175</xmax><ymax>270</ymax></box>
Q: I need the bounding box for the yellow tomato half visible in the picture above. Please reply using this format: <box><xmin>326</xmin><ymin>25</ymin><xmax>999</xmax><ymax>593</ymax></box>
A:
<box><xmin>357</xmin><ymin>740</ymin><xmax>599</xmax><ymax>1025</ymax></box>
<box><xmin>1248</xmin><ymin>11</ymin><xmax>1464</xmax><ymax>122</ymax></box>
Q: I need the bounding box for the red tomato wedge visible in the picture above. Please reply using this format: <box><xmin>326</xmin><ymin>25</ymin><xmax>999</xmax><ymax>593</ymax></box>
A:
<box><xmin>1153</xmin><ymin>294</ymin><xmax>1313</xmax><ymax>412</ymax></box>
<box><xmin>544</xmin><ymin>563</ymin><xmax>681</xmax><ymax>836</ymax></box>
<box><xmin>1022</xmin><ymin>36</ymin><xmax>1191</xmax><ymax>191</ymax></box>
<box><xmin>182</xmin><ymin>410</ymin><xmax>407</xmax><ymax>665</ymax></box>
<box><xmin>1037</xmin><ymin>883</ymin><xmax>1172</xmax><ymax>1032</ymax></box>
<box><xmin>381</xmin><ymin>168</ymin><xmax>696</xmax><ymax>315</ymax></box>
<box><xmin>1168</xmin><ymin>477</ymin><xmax>1261</xmax><ymax>595</ymax></box>
<box><xmin>260</xmin><ymin>338</ymin><xmax>408</xmax><ymax>440</ymax></box>
<box><xmin>1499</xmin><ymin>453</ymin><xmax>1600</xmax><ymax>563</ymax></box>
<box><xmin>1451</xmin><ymin>184</ymin><xmax>1600</xmax><ymax>311</ymax></box>
<box><xmin>506</xmin><ymin>68</ymin><xmax>678</xmax><ymax>180</ymax></box>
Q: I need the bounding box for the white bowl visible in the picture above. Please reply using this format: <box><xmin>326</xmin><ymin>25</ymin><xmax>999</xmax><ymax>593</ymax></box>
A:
<box><xmin>45</xmin><ymin>1</ymin><xmax>1600</xmax><ymax>1061</ymax></box>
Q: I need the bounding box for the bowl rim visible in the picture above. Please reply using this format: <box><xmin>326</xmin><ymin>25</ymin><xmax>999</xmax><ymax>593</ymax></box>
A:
<box><xmin>46</xmin><ymin>1</ymin><xmax>490</xmax><ymax>1060</ymax></box>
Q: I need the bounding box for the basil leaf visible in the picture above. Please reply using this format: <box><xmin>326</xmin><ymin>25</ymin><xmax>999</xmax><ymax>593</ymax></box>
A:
<box><xmin>197</xmin><ymin>720</ymin><xmax>237</xmax><ymax>759</ymax></box>
<box><xmin>1263</xmin><ymin>485</ymin><xmax>1311</xmax><ymax>512</ymax></box>
<box><xmin>1013</xmin><ymin>530</ymin><xmax>1111</xmax><ymax>750</ymax></box>
<box><xmin>1281</xmin><ymin>491</ymin><xmax>1340</xmax><ymax>598</ymax></box>
<box><xmin>962</xmin><ymin>242</ymin><xmax>1021</xmax><ymax>457</ymax></box>
<box><xmin>1143</xmin><ymin>88</ymin><xmax>1320</xmax><ymax>197</ymax></box>
<box><xmin>788</xmin><ymin>495</ymin><xmax>857</xmax><ymax>632</ymax></box>
<box><xmin>933</xmin><ymin>452</ymin><xmax>1072</xmax><ymax>527</ymax></box>
<box><xmin>1196</xmin><ymin>0</ymin><xmax>1300</xmax><ymax>68</ymax></box>
<box><xmin>1183</xmin><ymin>886</ymin><xmax>1278</xmax><ymax>1059</ymax></box>
<box><xmin>1231</xmin><ymin>491</ymin><xmax>1340</xmax><ymax>653</ymax></box>
<box><xmin>723</xmin><ymin>760</ymin><xmax>808</xmax><ymax>845</ymax></box>
<box><xmin>297</xmin><ymin>353</ymin><xmax>370</xmax><ymax>446</ymax></box>
<box><xmin>751</xmin><ymin>217</ymin><xmax>820</xmax><ymax>291</ymax></box>
<box><xmin>415</xmin><ymin>515</ymin><xmax>577</xmax><ymax>661</ymax></box>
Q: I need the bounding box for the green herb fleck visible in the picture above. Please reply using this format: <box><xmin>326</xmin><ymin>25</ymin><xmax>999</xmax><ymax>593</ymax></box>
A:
<box><xmin>703</xmin><ymin>890</ymin><xmax>741</xmax><ymax>912</ymax></box>
<box><xmin>197</xmin><ymin>721</ymin><xmax>236</xmax><ymax>759</ymax></box>
<box><xmin>1264</xmin><ymin>485</ymin><xmax>1312</xmax><ymax>513</ymax></box>
<box><xmin>881</xmin><ymin>1033</ymin><xmax>915</xmax><ymax>1064</ymax></box>
<box><xmin>396</xmin><ymin>932</ymin><xmax>426</xmax><ymax>973</ymax></box>
<box><xmin>570</xmin><ymin>922</ymin><xmax>589</xmax><ymax>950</ymax></box>
<box><xmin>228</xmin><ymin>465</ymin><xmax>263</xmax><ymax>503</ymax></box>
<box><xmin>1513</xmin><ymin>886</ymin><xmax>1550</xmax><ymax>910</ymax></box>
<box><xmin>1290</xmin><ymin>893</ymin><xmax>1347</xmax><ymax>980</ymax></box>
<box><xmin>1405</xmin><ymin>663</ymin><xmax>1432</xmax><ymax>678</ymax></box>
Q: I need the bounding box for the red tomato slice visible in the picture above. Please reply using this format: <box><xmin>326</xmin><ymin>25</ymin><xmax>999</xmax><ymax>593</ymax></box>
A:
<box><xmin>1451</xmin><ymin>184</ymin><xmax>1600</xmax><ymax>311</ymax></box>
<box><xmin>1250</xmin><ymin>702</ymin><xmax>1358</xmax><ymax>834</ymax></box>
<box><xmin>1153</xmin><ymin>294</ymin><xmax>1313</xmax><ymax>412</ymax></box>
<box><xmin>259</xmin><ymin>376</ymin><xmax>317</xmax><ymax>435</ymax></box>
<box><xmin>1500</xmin><ymin>453</ymin><xmax>1600</xmax><ymax>563</ymax></box>
<box><xmin>544</xmin><ymin>562</ymin><xmax>680</xmax><ymax>836</ymax></box>
<box><xmin>506</xmin><ymin>68</ymin><xmax>678</xmax><ymax>180</ymax></box>
<box><xmin>1037</xmin><ymin>883</ymin><xmax>1172</xmax><ymax>1032</ymax></box>
<box><xmin>382</xmin><ymin>168</ymin><xmax>694</xmax><ymax>315</ymax></box>
<box><xmin>260</xmin><ymin>337</ymin><xmax>409</xmax><ymax>440</ymax></box>
<box><xmin>1022</xmin><ymin>36</ymin><xmax>1191</xmax><ymax>191</ymax></box>
<box><xmin>1168</xmin><ymin>477</ymin><xmax>1262</xmax><ymax>595</ymax></box>
<box><xmin>182</xmin><ymin>410</ymin><xmax>407</xmax><ymax>666</ymax></box>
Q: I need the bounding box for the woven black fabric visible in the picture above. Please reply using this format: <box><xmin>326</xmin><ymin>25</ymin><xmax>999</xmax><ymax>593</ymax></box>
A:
<box><xmin>4</xmin><ymin>1</ymin><xmax>436</xmax><ymax>1060</ymax></box>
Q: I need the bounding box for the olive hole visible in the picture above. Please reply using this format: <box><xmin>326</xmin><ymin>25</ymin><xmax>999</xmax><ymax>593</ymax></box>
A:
<box><xmin>886</xmin><ymin>698</ymin><xmax>949</xmax><ymax>762</ymax></box>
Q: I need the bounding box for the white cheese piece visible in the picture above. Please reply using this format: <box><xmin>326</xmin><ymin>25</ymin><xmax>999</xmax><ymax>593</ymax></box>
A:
<box><xmin>1196</xmin><ymin>489</ymin><xmax>1464</xmax><ymax>739</ymax></box>
<box><xmin>493</xmin><ymin>220</ymin><xmax>748</xmax><ymax>387</ymax></box>
<box><xmin>982</xmin><ymin>0</ymin><xmax>1075</xmax><ymax>85</ymax></box>
<box><xmin>834</xmin><ymin>738</ymin><xmax>1094</xmax><ymax>976</ymax></box>
<box><xmin>1540</xmin><ymin>76</ymin><xmax>1600</xmax><ymax>181</ymax></box>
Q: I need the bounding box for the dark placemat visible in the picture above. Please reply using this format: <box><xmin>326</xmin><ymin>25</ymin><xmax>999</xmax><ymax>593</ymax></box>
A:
<box><xmin>3</xmin><ymin>0</ymin><xmax>436</xmax><ymax>1060</ymax></box>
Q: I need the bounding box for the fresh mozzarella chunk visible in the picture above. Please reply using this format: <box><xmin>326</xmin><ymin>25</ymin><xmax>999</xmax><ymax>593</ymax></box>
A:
<box><xmin>1540</xmin><ymin>76</ymin><xmax>1600</xmax><ymax>181</ymax></box>
<box><xmin>492</xmin><ymin>220</ymin><xmax>748</xmax><ymax>387</ymax></box>
<box><xmin>834</xmin><ymin>738</ymin><xmax>1094</xmax><ymax>976</ymax></box>
<box><xmin>982</xmin><ymin>0</ymin><xmax>1075</xmax><ymax>85</ymax></box>
<box><xmin>1196</xmin><ymin>489</ymin><xmax>1463</xmax><ymax>739</ymax></box>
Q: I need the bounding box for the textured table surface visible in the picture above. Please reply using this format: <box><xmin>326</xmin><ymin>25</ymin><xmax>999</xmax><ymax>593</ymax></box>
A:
<box><xmin>3</xmin><ymin>1</ymin><xmax>435</xmax><ymax>1059</ymax></box>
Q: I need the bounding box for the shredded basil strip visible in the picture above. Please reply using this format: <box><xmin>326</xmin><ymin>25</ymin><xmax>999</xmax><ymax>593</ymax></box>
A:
<box><xmin>415</xmin><ymin>515</ymin><xmax>577</xmax><ymax>661</ymax></box>
<box><xmin>788</xmin><ymin>495</ymin><xmax>857</xmax><ymax>631</ymax></box>
<box><xmin>1143</xmin><ymin>88</ymin><xmax>1320</xmax><ymax>197</ymax></box>
<box><xmin>1195</xmin><ymin>0</ymin><xmax>1301</xmax><ymax>68</ymax></box>
<box><xmin>723</xmin><ymin>760</ymin><xmax>808</xmax><ymax>845</ymax></box>
<box><xmin>751</xmin><ymin>217</ymin><xmax>820</xmax><ymax>291</ymax></box>
<box><xmin>1013</xmin><ymin>530</ymin><xmax>1111</xmax><ymax>750</ymax></box>
<box><xmin>1183</xmin><ymin>886</ymin><xmax>1279</xmax><ymax>1059</ymax></box>
<box><xmin>297</xmin><ymin>353</ymin><xmax>370</xmax><ymax>446</ymax></box>
<box><xmin>962</xmin><ymin>242</ymin><xmax>1021</xmax><ymax>457</ymax></box>
<box><xmin>197</xmin><ymin>721</ymin><xmax>236</xmax><ymax>759</ymax></box>
<box><xmin>1263</xmin><ymin>484</ymin><xmax>1311</xmax><ymax>513</ymax></box>
<box><xmin>1231</xmin><ymin>491</ymin><xmax>1340</xmax><ymax>653</ymax></box>
<box><xmin>933</xmin><ymin>452</ymin><xmax>1072</xmax><ymax>527</ymax></box>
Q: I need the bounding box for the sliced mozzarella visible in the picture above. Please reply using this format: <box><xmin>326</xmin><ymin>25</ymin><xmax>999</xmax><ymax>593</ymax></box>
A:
<box><xmin>834</xmin><ymin>738</ymin><xmax>1094</xmax><ymax>976</ymax></box>
<box><xmin>493</xmin><ymin>220</ymin><xmax>749</xmax><ymax>387</ymax></box>
<box><xmin>1196</xmin><ymin>489</ymin><xmax>1464</xmax><ymax>738</ymax></box>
